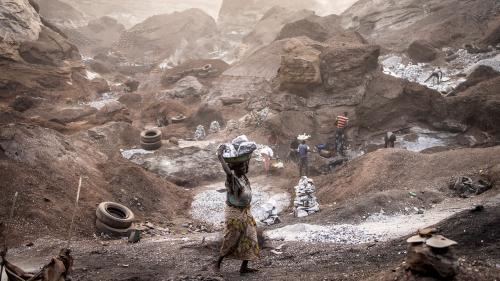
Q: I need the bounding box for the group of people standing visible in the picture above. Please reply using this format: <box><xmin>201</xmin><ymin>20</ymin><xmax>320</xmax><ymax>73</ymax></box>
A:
<box><xmin>291</xmin><ymin>112</ymin><xmax>350</xmax><ymax>177</ymax></box>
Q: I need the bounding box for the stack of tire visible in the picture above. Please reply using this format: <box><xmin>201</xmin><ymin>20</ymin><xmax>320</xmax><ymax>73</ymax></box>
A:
<box><xmin>140</xmin><ymin>128</ymin><xmax>162</xmax><ymax>150</ymax></box>
<box><xmin>95</xmin><ymin>202</ymin><xmax>135</xmax><ymax>237</ymax></box>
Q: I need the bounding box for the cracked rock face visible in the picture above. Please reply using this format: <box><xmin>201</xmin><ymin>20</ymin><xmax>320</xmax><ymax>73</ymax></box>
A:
<box><xmin>0</xmin><ymin>0</ymin><xmax>42</xmax><ymax>42</ymax></box>
<box><xmin>320</xmin><ymin>43</ymin><xmax>380</xmax><ymax>93</ymax></box>
<box><xmin>279</xmin><ymin>37</ymin><xmax>323</xmax><ymax>89</ymax></box>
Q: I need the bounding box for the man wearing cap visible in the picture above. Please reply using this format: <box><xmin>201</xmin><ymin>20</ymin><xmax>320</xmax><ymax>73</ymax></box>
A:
<box><xmin>335</xmin><ymin>112</ymin><xmax>349</xmax><ymax>156</ymax></box>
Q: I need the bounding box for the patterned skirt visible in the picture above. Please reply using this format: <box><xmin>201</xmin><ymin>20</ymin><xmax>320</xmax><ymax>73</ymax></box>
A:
<box><xmin>219</xmin><ymin>205</ymin><xmax>260</xmax><ymax>261</ymax></box>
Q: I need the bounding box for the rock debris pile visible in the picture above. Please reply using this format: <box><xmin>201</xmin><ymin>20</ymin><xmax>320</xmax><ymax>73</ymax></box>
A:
<box><xmin>252</xmin><ymin>201</ymin><xmax>281</xmax><ymax>226</ymax></box>
<box><xmin>381</xmin><ymin>49</ymin><xmax>500</xmax><ymax>93</ymax></box>
<box><xmin>220</xmin><ymin>135</ymin><xmax>257</xmax><ymax>158</ymax></box>
<box><xmin>194</xmin><ymin>125</ymin><xmax>206</xmax><ymax>140</ymax></box>
<box><xmin>293</xmin><ymin>177</ymin><xmax>320</xmax><ymax>218</ymax></box>
<box><xmin>265</xmin><ymin>223</ymin><xmax>380</xmax><ymax>244</ymax></box>
<box><xmin>209</xmin><ymin>121</ymin><xmax>221</xmax><ymax>134</ymax></box>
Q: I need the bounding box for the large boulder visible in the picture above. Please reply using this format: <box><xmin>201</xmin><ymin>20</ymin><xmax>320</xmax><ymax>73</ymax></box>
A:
<box><xmin>158</xmin><ymin>76</ymin><xmax>206</xmax><ymax>99</ymax></box>
<box><xmin>0</xmin><ymin>0</ymin><xmax>91</xmax><ymax>100</ymax></box>
<box><xmin>135</xmin><ymin>145</ymin><xmax>221</xmax><ymax>187</ymax></box>
<box><xmin>407</xmin><ymin>40</ymin><xmax>438</xmax><ymax>63</ymax></box>
<box><xmin>447</xmin><ymin>76</ymin><xmax>500</xmax><ymax>134</ymax></box>
<box><xmin>90</xmin><ymin>78</ymin><xmax>110</xmax><ymax>94</ymax></box>
<box><xmin>19</xmin><ymin>26</ymin><xmax>80</xmax><ymax>66</ymax></box>
<box><xmin>320</xmin><ymin>43</ymin><xmax>380</xmax><ymax>93</ymax></box>
<box><xmin>278</xmin><ymin>37</ymin><xmax>324</xmax><ymax>89</ymax></box>
<box><xmin>240</xmin><ymin>6</ymin><xmax>314</xmax><ymax>57</ymax></box>
<box><xmin>63</xmin><ymin>16</ymin><xmax>125</xmax><ymax>55</ymax></box>
<box><xmin>35</xmin><ymin>0</ymin><xmax>86</xmax><ymax>29</ymax></box>
<box><xmin>356</xmin><ymin>71</ymin><xmax>448</xmax><ymax>131</ymax></box>
<box><xmin>481</xmin><ymin>19</ymin><xmax>500</xmax><ymax>47</ymax></box>
<box><xmin>116</xmin><ymin>9</ymin><xmax>219</xmax><ymax>64</ymax></box>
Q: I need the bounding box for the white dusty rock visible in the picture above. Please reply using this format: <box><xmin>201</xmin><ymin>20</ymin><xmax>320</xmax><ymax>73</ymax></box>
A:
<box><xmin>120</xmin><ymin>148</ymin><xmax>154</xmax><ymax>160</ymax></box>
<box><xmin>194</xmin><ymin>125</ymin><xmax>206</xmax><ymax>140</ymax></box>
<box><xmin>209</xmin><ymin>120</ymin><xmax>221</xmax><ymax>134</ymax></box>
<box><xmin>293</xmin><ymin>177</ymin><xmax>320</xmax><ymax>217</ymax></box>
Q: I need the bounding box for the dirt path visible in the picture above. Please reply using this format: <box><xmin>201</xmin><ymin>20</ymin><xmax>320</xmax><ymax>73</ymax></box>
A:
<box><xmin>266</xmin><ymin>192</ymin><xmax>500</xmax><ymax>244</ymax></box>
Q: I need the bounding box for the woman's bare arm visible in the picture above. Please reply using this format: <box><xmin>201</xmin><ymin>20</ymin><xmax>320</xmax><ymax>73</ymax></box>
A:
<box><xmin>217</xmin><ymin>145</ymin><xmax>233</xmax><ymax>176</ymax></box>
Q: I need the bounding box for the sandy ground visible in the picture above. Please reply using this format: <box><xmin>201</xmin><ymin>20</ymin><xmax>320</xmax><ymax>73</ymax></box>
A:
<box><xmin>3</xmin><ymin>201</ymin><xmax>499</xmax><ymax>281</ymax></box>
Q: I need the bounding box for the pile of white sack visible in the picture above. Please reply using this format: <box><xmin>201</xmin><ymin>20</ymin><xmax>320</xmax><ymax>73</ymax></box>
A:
<box><xmin>194</xmin><ymin>125</ymin><xmax>206</xmax><ymax>140</ymax></box>
<box><xmin>294</xmin><ymin>177</ymin><xmax>320</xmax><ymax>218</ymax></box>
<box><xmin>220</xmin><ymin>135</ymin><xmax>257</xmax><ymax>158</ymax></box>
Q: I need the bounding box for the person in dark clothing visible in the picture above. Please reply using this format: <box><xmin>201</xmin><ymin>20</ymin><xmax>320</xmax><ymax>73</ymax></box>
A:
<box><xmin>425</xmin><ymin>67</ymin><xmax>443</xmax><ymax>84</ymax></box>
<box><xmin>288</xmin><ymin>138</ymin><xmax>299</xmax><ymax>163</ymax></box>
<box><xmin>384</xmin><ymin>132</ymin><xmax>396</xmax><ymax>148</ymax></box>
<box><xmin>297</xmin><ymin>140</ymin><xmax>310</xmax><ymax>177</ymax></box>
<box><xmin>215</xmin><ymin>145</ymin><xmax>259</xmax><ymax>275</ymax></box>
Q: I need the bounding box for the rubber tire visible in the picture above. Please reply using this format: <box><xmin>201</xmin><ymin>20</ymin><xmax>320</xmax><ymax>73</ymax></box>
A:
<box><xmin>141</xmin><ymin>140</ymin><xmax>162</xmax><ymax>151</ymax></box>
<box><xmin>95</xmin><ymin>202</ymin><xmax>135</xmax><ymax>229</ymax></box>
<box><xmin>140</xmin><ymin>129</ymin><xmax>162</xmax><ymax>144</ymax></box>
<box><xmin>95</xmin><ymin>219</ymin><xmax>130</xmax><ymax>237</ymax></box>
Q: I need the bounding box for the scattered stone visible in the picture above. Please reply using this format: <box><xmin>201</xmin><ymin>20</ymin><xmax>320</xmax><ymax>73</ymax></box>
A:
<box><xmin>293</xmin><ymin>177</ymin><xmax>320</xmax><ymax>217</ymax></box>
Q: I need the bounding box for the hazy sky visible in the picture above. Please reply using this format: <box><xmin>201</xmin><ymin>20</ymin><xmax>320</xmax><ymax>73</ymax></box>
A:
<box><xmin>59</xmin><ymin>0</ymin><xmax>358</xmax><ymax>27</ymax></box>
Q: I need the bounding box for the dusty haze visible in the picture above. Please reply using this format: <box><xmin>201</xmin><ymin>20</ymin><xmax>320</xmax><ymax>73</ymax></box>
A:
<box><xmin>58</xmin><ymin>0</ymin><xmax>357</xmax><ymax>26</ymax></box>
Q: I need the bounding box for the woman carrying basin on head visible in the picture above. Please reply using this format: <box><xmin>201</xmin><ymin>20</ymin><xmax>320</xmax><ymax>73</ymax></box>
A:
<box><xmin>215</xmin><ymin>136</ymin><xmax>259</xmax><ymax>275</ymax></box>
